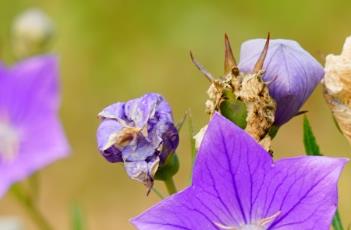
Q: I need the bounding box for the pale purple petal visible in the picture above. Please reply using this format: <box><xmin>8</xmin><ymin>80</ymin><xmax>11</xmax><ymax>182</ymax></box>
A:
<box><xmin>132</xmin><ymin>113</ymin><xmax>347</xmax><ymax>230</ymax></box>
<box><xmin>10</xmin><ymin>55</ymin><xmax>60</xmax><ymax>110</ymax></box>
<box><xmin>0</xmin><ymin>114</ymin><xmax>69</xmax><ymax>197</ymax></box>
<box><xmin>0</xmin><ymin>55</ymin><xmax>59</xmax><ymax>121</ymax></box>
<box><xmin>96</xmin><ymin>119</ymin><xmax>123</xmax><ymax>162</ymax></box>
<box><xmin>239</xmin><ymin>39</ymin><xmax>324</xmax><ymax>125</ymax></box>
<box><xmin>98</xmin><ymin>102</ymin><xmax>125</xmax><ymax>120</ymax></box>
<box><xmin>0</xmin><ymin>55</ymin><xmax>69</xmax><ymax>197</ymax></box>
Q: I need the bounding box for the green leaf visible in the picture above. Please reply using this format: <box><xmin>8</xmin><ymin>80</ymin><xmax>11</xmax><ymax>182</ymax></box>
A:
<box><xmin>303</xmin><ymin>116</ymin><xmax>321</xmax><ymax>156</ymax></box>
<box><xmin>332</xmin><ymin>209</ymin><xmax>344</xmax><ymax>230</ymax></box>
<box><xmin>71</xmin><ymin>204</ymin><xmax>85</xmax><ymax>230</ymax></box>
<box><xmin>268</xmin><ymin>125</ymin><xmax>280</xmax><ymax>139</ymax></box>
<box><xmin>303</xmin><ymin>116</ymin><xmax>344</xmax><ymax>230</ymax></box>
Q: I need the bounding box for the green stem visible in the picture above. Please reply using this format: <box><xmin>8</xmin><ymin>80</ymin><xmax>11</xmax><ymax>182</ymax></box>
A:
<box><xmin>164</xmin><ymin>177</ymin><xmax>177</xmax><ymax>195</ymax></box>
<box><xmin>29</xmin><ymin>172</ymin><xmax>40</xmax><ymax>202</ymax></box>
<box><xmin>10</xmin><ymin>184</ymin><xmax>53</xmax><ymax>230</ymax></box>
<box><xmin>187</xmin><ymin>111</ymin><xmax>196</xmax><ymax>168</ymax></box>
<box><xmin>151</xmin><ymin>187</ymin><xmax>165</xmax><ymax>199</ymax></box>
<box><xmin>332</xmin><ymin>209</ymin><xmax>344</xmax><ymax>230</ymax></box>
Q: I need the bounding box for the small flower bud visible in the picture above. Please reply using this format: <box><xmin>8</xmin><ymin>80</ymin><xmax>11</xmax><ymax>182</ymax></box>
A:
<box><xmin>96</xmin><ymin>93</ymin><xmax>179</xmax><ymax>190</ymax></box>
<box><xmin>324</xmin><ymin>35</ymin><xmax>351</xmax><ymax>144</ymax></box>
<box><xmin>239</xmin><ymin>39</ymin><xmax>324</xmax><ymax>126</ymax></box>
<box><xmin>12</xmin><ymin>8</ymin><xmax>54</xmax><ymax>58</ymax></box>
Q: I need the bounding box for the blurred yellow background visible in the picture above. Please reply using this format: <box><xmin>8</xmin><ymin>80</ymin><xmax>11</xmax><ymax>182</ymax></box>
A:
<box><xmin>0</xmin><ymin>0</ymin><xmax>350</xmax><ymax>229</ymax></box>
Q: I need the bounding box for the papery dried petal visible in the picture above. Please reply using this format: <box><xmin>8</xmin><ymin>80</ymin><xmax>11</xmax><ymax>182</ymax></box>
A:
<box><xmin>324</xmin><ymin>36</ymin><xmax>351</xmax><ymax>144</ymax></box>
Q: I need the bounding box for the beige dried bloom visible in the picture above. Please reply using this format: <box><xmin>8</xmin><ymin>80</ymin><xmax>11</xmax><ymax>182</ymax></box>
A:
<box><xmin>324</xmin><ymin>36</ymin><xmax>351</xmax><ymax>144</ymax></box>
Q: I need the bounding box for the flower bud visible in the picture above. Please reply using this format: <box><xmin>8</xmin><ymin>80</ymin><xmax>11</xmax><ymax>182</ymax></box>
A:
<box><xmin>324</xmin><ymin>35</ymin><xmax>351</xmax><ymax>144</ymax></box>
<box><xmin>239</xmin><ymin>39</ymin><xmax>324</xmax><ymax>126</ymax></box>
<box><xmin>12</xmin><ymin>8</ymin><xmax>54</xmax><ymax>58</ymax></box>
<box><xmin>96</xmin><ymin>93</ymin><xmax>179</xmax><ymax>189</ymax></box>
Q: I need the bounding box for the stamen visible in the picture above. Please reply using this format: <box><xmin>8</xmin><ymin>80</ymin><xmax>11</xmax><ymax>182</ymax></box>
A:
<box><xmin>214</xmin><ymin>222</ymin><xmax>237</xmax><ymax>230</ymax></box>
<box><xmin>213</xmin><ymin>210</ymin><xmax>281</xmax><ymax>230</ymax></box>
<box><xmin>258</xmin><ymin>211</ymin><xmax>281</xmax><ymax>226</ymax></box>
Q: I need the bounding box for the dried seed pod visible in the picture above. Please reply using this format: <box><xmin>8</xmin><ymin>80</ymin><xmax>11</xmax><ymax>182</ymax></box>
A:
<box><xmin>191</xmin><ymin>34</ymin><xmax>276</xmax><ymax>151</ymax></box>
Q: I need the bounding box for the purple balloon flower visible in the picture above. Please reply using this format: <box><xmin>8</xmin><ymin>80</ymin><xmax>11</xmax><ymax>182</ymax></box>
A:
<box><xmin>132</xmin><ymin>113</ymin><xmax>347</xmax><ymax>230</ymax></box>
<box><xmin>0</xmin><ymin>55</ymin><xmax>70</xmax><ymax>197</ymax></box>
<box><xmin>239</xmin><ymin>39</ymin><xmax>324</xmax><ymax>126</ymax></box>
<box><xmin>97</xmin><ymin>93</ymin><xmax>179</xmax><ymax>188</ymax></box>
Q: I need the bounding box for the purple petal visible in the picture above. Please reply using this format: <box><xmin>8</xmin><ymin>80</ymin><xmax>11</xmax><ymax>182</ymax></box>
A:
<box><xmin>239</xmin><ymin>39</ymin><xmax>324</xmax><ymax>125</ymax></box>
<box><xmin>192</xmin><ymin>113</ymin><xmax>273</xmax><ymax>226</ymax></box>
<box><xmin>132</xmin><ymin>113</ymin><xmax>347</xmax><ymax>229</ymax></box>
<box><xmin>0</xmin><ymin>55</ymin><xmax>70</xmax><ymax>197</ymax></box>
<box><xmin>262</xmin><ymin>156</ymin><xmax>346</xmax><ymax>229</ymax></box>
<box><xmin>98</xmin><ymin>102</ymin><xmax>125</xmax><ymax>120</ymax></box>
<box><xmin>124</xmin><ymin>94</ymin><xmax>160</xmax><ymax>128</ymax></box>
<box><xmin>0</xmin><ymin>55</ymin><xmax>59</xmax><ymax>122</ymax></box>
<box><xmin>131</xmin><ymin>187</ymin><xmax>220</xmax><ymax>230</ymax></box>
<box><xmin>96</xmin><ymin>119</ymin><xmax>123</xmax><ymax>162</ymax></box>
<box><xmin>0</xmin><ymin>114</ymin><xmax>69</xmax><ymax>197</ymax></box>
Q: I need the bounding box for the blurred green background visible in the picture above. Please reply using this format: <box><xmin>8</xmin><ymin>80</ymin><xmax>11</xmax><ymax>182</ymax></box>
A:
<box><xmin>0</xmin><ymin>0</ymin><xmax>351</xmax><ymax>229</ymax></box>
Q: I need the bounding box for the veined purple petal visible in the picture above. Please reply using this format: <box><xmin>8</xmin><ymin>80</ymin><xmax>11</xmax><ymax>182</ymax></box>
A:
<box><xmin>132</xmin><ymin>113</ymin><xmax>347</xmax><ymax>230</ymax></box>
<box><xmin>239</xmin><ymin>39</ymin><xmax>324</xmax><ymax>125</ymax></box>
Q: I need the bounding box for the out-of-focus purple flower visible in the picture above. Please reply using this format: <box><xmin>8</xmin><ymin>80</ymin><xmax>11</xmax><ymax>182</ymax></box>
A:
<box><xmin>97</xmin><ymin>93</ymin><xmax>179</xmax><ymax>188</ymax></box>
<box><xmin>132</xmin><ymin>113</ymin><xmax>347</xmax><ymax>230</ymax></box>
<box><xmin>0</xmin><ymin>55</ymin><xmax>70</xmax><ymax>197</ymax></box>
<box><xmin>239</xmin><ymin>39</ymin><xmax>324</xmax><ymax>126</ymax></box>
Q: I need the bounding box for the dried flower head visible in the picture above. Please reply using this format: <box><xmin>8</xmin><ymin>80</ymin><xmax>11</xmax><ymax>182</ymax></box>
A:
<box><xmin>97</xmin><ymin>93</ymin><xmax>179</xmax><ymax>190</ymax></box>
<box><xmin>191</xmin><ymin>34</ymin><xmax>276</xmax><ymax>151</ymax></box>
<box><xmin>324</xmin><ymin>35</ymin><xmax>351</xmax><ymax>144</ymax></box>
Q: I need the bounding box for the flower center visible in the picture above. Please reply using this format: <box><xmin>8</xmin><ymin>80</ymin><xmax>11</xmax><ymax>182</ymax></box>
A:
<box><xmin>215</xmin><ymin>211</ymin><xmax>281</xmax><ymax>230</ymax></box>
<box><xmin>215</xmin><ymin>223</ymin><xmax>265</xmax><ymax>230</ymax></box>
<box><xmin>0</xmin><ymin>121</ymin><xmax>20</xmax><ymax>163</ymax></box>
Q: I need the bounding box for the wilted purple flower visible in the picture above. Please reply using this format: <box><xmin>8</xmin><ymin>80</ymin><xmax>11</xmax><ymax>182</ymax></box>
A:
<box><xmin>132</xmin><ymin>113</ymin><xmax>347</xmax><ymax>230</ymax></box>
<box><xmin>0</xmin><ymin>55</ymin><xmax>70</xmax><ymax>197</ymax></box>
<box><xmin>97</xmin><ymin>93</ymin><xmax>179</xmax><ymax>188</ymax></box>
<box><xmin>239</xmin><ymin>39</ymin><xmax>324</xmax><ymax>126</ymax></box>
